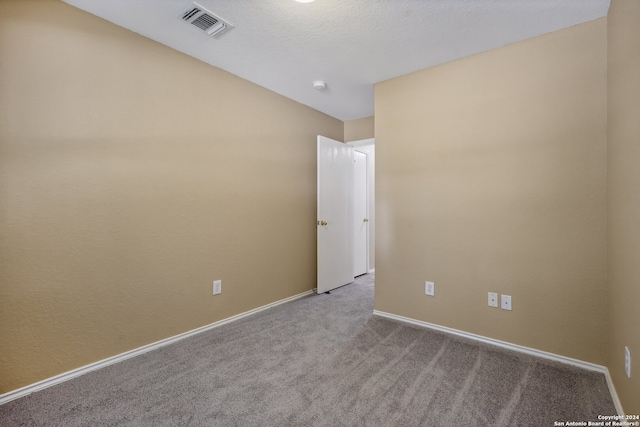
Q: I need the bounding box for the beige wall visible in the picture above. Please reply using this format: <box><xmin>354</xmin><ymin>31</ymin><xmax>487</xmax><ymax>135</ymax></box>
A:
<box><xmin>608</xmin><ymin>0</ymin><xmax>640</xmax><ymax>414</ymax></box>
<box><xmin>0</xmin><ymin>0</ymin><xmax>342</xmax><ymax>394</ymax></box>
<box><xmin>375</xmin><ymin>20</ymin><xmax>608</xmax><ymax>364</ymax></box>
<box><xmin>344</xmin><ymin>116</ymin><xmax>374</xmax><ymax>142</ymax></box>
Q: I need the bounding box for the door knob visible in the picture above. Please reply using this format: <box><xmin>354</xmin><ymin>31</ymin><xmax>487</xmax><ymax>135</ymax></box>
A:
<box><xmin>363</xmin><ymin>218</ymin><xmax>369</xmax><ymax>222</ymax></box>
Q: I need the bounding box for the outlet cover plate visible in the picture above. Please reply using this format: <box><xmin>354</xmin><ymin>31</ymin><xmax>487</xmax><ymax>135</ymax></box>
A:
<box><xmin>501</xmin><ymin>294</ymin><xmax>512</xmax><ymax>311</ymax></box>
<box><xmin>213</xmin><ymin>280</ymin><xmax>222</xmax><ymax>295</ymax></box>
<box><xmin>625</xmin><ymin>346</ymin><xmax>631</xmax><ymax>378</ymax></box>
<box><xmin>425</xmin><ymin>281</ymin><xmax>435</xmax><ymax>296</ymax></box>
<box><xmin>488</xmin><ymin>292</ymin><xmax>498</xmax><ymax>308</ymax></box>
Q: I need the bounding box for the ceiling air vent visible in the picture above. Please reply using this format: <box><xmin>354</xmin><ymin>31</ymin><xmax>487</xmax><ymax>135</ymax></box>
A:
<box><xmin>179</xmin><ymin>2</ymin><xmax>233</xmax><ymax>38</ymax></box>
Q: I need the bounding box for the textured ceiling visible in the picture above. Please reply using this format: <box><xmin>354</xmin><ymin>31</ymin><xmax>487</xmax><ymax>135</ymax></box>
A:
<box><xmin>61</xmin><ymin>0</ymin><xmax>610</xmax><ymax>121</ymax></box>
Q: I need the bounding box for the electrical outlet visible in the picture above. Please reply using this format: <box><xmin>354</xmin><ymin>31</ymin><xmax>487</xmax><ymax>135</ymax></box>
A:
<box><xmin>213</xmin><ymin>280</ymin><xmax>222</xmax><ymax>295</ymax></box>
<box><xmin>501</xmin><ymin>294</ymin><xmax>512</xmax><ymax>311</ymax></box>
<box><xmin>488</xmin><ymin>292</ymin><xmax>498</xmax><ymax>308</ymax></box>
<box><xmin>425</xmin><ymin>281</ymin><xmax>435</xmax><ymax>296</ymax></box>
<box><xmin>625</xmin><ymin>346</ymin><xmax>631</xmax><ymax>378</ymax></box>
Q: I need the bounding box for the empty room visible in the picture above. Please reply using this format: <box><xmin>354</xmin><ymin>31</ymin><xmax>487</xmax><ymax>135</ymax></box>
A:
<box><xmin>1</xmin><ymin>0</ymin><xmax>638</xmax><ymax>425</ymax></box>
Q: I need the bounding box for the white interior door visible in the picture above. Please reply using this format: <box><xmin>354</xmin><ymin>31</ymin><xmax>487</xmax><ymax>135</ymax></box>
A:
<box><xmin>317</xmin><ymin>135</ymin><xmax>354</xmax><ymax>293</ymax></box>
<box><xmin>347</xmin><ymin>139</ymin><xmax>375</xmax><ymax>273</ymax></box>
<box><xmin>353</xmin><ymin>150</ymin><xmax>368</xmax><ymax>277</ymax></box>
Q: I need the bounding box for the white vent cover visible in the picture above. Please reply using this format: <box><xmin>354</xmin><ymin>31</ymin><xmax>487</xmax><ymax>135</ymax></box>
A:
<box><xmin>179</xmin><ymin>2</ymin><xmax>233</xmax><ymax>38</ymax></box>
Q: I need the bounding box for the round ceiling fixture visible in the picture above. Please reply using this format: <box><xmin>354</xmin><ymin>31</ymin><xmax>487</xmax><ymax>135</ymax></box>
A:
<box><xmin>313</xmin><ymin>80</ymin><xmax>327</xmax><ymax>91</ymax></box>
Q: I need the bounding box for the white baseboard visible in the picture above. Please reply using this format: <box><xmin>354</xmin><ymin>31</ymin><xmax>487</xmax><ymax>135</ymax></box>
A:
<box><xmin>603</xmin><ymin>367</ymin><xmax>626</xmax><ymax>416</ymax></box>
<box><xmin>0</xmin><ymin>289</ymin><xmax>314</xmax><ymax>406</ymax></box>
<box><xmin>368</xmin><ymin>268</ymin><xmax>375</xmax><ymax>274</ymax></box>
<box><xmin>373</xmin><ymin>310</ymin><xmax>625</xmax><ymax>416</ymax></box>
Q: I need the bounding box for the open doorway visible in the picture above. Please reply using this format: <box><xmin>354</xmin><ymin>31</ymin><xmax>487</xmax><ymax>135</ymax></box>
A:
<box><xmin>317</xmin><ymin>136</ymin><xmax>374</xmax><ymax>293</ymax></box>
<box><xmin>348</xmin><ymin>138</ymin><xmax>375</xmax><ymax>276</ymax></box>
